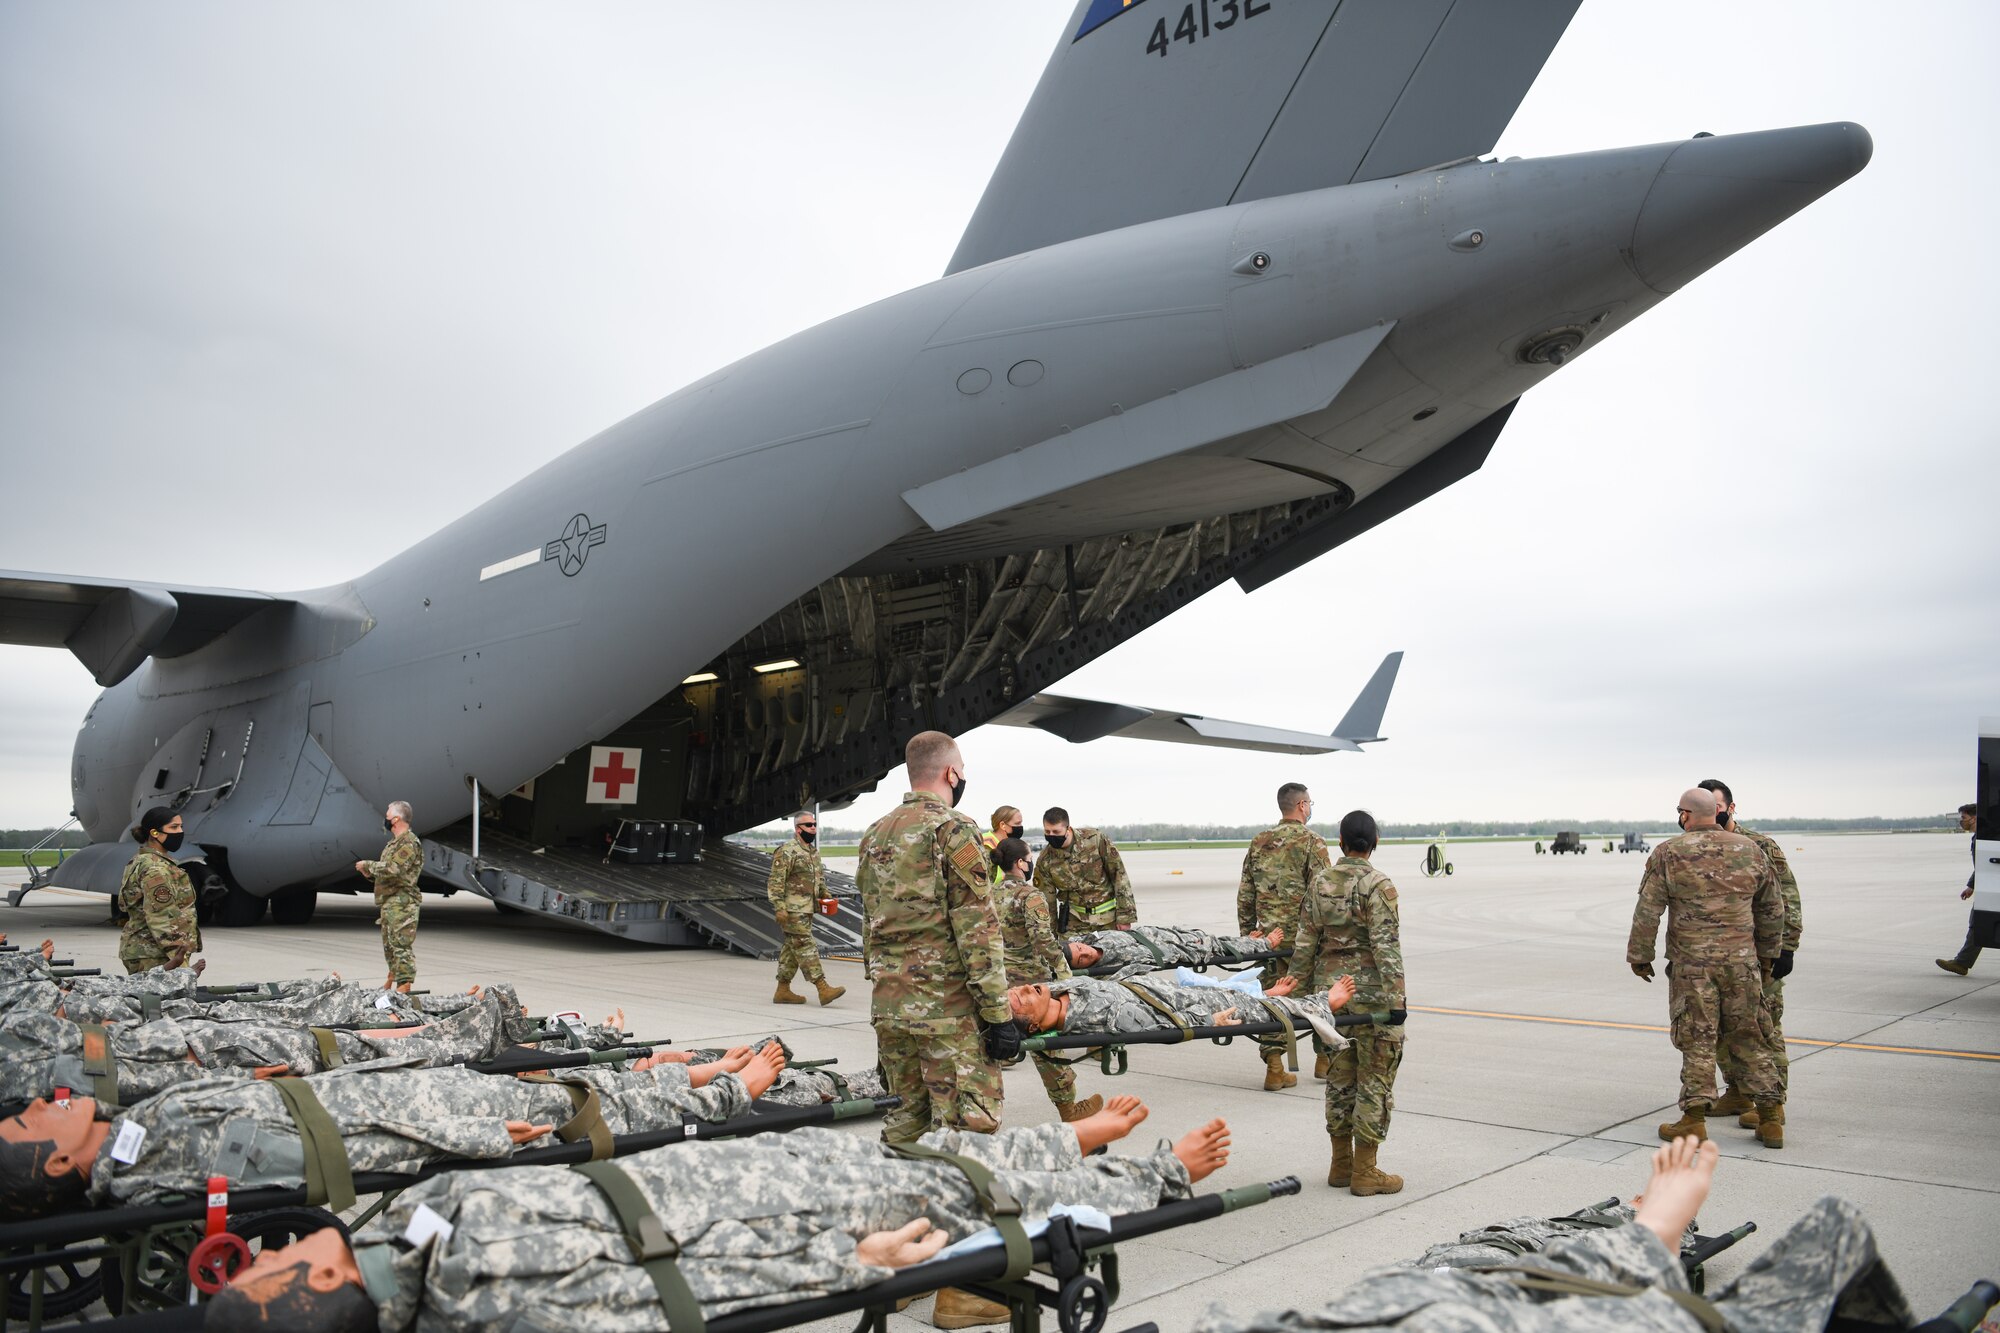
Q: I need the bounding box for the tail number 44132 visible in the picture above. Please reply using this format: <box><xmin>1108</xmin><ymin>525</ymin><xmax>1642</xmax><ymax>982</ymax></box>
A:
<box><xmin>1148</xmin><ymin>0</ymin><xmax>1270</xmax><ymax>58</ymax></box>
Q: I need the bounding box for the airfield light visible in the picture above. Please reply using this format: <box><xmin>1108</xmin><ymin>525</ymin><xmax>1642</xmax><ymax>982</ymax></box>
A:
<box><xmin>752</xmin><ymin>659</ymin><xmax>802</xmax><ymax>674</ymax></box>
<box><xmin>681</xmin><ymin>672</ymin><xmax>719</xmax><ymax>684</ymax></box>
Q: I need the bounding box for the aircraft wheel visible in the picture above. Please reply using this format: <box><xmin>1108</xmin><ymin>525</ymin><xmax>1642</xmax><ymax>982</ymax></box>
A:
<box><xmin>214</xmin><ymin>883</ymin><xmax>267</xmax><ymax>927</ymax></box>
<box><xmin>269</xmin><ymin>890</ymin><xmax>318</xmax><ymax>926</ymax></box>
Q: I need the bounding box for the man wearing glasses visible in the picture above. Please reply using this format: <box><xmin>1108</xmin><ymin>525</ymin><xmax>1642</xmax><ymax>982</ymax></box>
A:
<box><xmin>1627</xmin><ymin>788</ymin><xmax>1786</xmax><ymax>1148</ymax></box>
<box><xmin>766</xmin><ymin>810</ymin><xmax>845</xmax><ymax>1006</ymax></box>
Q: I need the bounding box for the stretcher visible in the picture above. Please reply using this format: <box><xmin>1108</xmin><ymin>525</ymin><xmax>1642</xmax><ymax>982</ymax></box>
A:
<box><xmin>82</xmin><ymin>1173</ymin><xmax>1304</xmax><ymax>1333</ymax></box>
<box><xmin>1020</xmin><ymin>1007</ymin><xmax>1407</xmax><ymax>1076</ymax></box>
<box><xmin>0</xmin><ymin>1094</ymin><xmax>896</xmax><ymax>1328</ymax></box>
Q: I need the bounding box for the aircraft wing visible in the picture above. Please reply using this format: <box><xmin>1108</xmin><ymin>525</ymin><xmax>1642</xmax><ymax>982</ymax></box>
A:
<box><xmin>991</xmin><ymin>652</ymin><xmax>1402</xmax><ymax>756</ymax></box>
<box><xmin>949</xmin><ymin>0</ymin><xmax>1581</xmax><ymax>275</ymax></box>
<box><xmin>0</xmin><ymin>570</ymin><xmax>287</xmax><ymax>687</ymax></box>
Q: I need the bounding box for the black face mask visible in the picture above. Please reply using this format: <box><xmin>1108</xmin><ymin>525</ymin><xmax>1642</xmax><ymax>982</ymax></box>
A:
<box><xmin>949</xmin><ymin>772</ymin><xmax>966</xmax><ymax>807</ymax></box>
<box><xmin>384</xmin><ymin>818</ymin><xmax>396</xmax><ymax>833</ymax></box>
<box><xmin>1009</xmin><ymin>823</ymin><xmax>1024</xmax><ymax>839</ymax></box>
<box><xmin>1045</xmin><ymin>832</ymin><xmax>1067</xmax><ymax>849</ymax></box>
<box><xmin>159</xmin><ymin>831</ymin><xmax>184</xmax><ymax>854</ymax></box>
<box><xmin>799</xmin><ymin>830</ymin><xmax>816</xmax><ymax>845</ymax></box>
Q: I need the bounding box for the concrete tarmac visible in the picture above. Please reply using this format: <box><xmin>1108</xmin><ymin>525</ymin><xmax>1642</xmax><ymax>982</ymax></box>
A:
<box><xmin>4</xmin><ymin>830</ymin><xmax>1994</xmax><ymax>1328</ymax></box>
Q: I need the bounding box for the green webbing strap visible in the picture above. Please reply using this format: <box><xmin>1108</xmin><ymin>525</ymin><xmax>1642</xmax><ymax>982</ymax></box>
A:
<box><xmin>572</xmin><ymin>1159</ymin><xmax>706</xmax><ymax>1332</ymax></box>
<box><xmin>310</xmin><ymin>1027</ymin><xmax>343</xmax><ymax>1068</ymax></box>
<box><xmin>522</xmin><ymin>1073</ymin><xmax>614</xmax><ymax>1160</ymax></box>
<box><xmin>1133</xmin><ymin>930</ymin><xmax>1166</xmax><ymax>966</ymax></box>
<box><xmin>1118</xmin><ymin>981</ymin><xmax>1191</xmax><ymax>1038</ymax></box>
<box><xmin>889</xmin><ymin>1142</ymin><xmax>1033</xmax><ymax>1281</ymax></box>
<box><xmin>1250</xmin><ymin>997</ymin><xmax>1300</xmax><ymax>1071</ymax></box>
<box><xmin>140</xmin><ymin>993</ymin><xmax>162</xmax><ymax>1022</ymax></box>
<box><xmin>1471</xmin><ymin>1264</ymin><xmax>1726</xmax><ymax>1333</ymax></box>
<box><xmin>269</xmin><ymin>1077</ymin><xmax>358</xmax><ymax>1212</ymax></box>
<box><xmin>78</xmin><ymin>1023</ymin><xmax>119</xmax><ymax>1108</ymax></box>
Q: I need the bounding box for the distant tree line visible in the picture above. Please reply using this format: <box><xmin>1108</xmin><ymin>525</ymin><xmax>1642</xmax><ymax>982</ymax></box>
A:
<box><xmin>740</xmin><ymin>813</ymin><xmax>1961</xmax><ymax>845</ymax></box>
<box><xmin>0</xmin><ymin>828</ymin><xmax>91</xmax><ymax>849</ymax></box>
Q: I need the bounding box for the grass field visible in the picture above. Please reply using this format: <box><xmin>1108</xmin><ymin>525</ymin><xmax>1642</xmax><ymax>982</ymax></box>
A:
<box><xmin>0</xmin><ymin>851</ymin><xmax>69</xmax><ymax>868</ymax></box>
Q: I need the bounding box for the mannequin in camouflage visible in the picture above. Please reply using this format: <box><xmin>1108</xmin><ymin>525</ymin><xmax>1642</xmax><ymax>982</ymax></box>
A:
<box><xmin>1193</xmin><ymin>1136</ymin><xmax>1920</xmax><ymax>1333</ymax></box>
<box><xmin>1009</xmin><ymin>972</ymin><xmax>1357</xmax><ymax>1049</ymax></box>
<box><xmin>206</xmin><ymin>1096</ymin><xmax>1234</xmax><ymax>1332</ymax></box>
<box><xmin>1065</xmin><ymin>924</ymin><xmax>1282</xmax><ymax>974</ymax></box>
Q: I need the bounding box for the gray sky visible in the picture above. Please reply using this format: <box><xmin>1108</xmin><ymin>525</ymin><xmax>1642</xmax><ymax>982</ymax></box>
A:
<box><xmin>2</xmin><ymin>1</ymin><xmax>1995</xmax><ymax>835</ymax></box>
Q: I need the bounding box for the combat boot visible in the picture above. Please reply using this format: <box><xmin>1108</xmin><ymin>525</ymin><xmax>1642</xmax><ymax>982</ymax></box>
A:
<box><xmin>1326</xmin><ymin>1134</ymin><xmax>1353</xmax><ymax>1188</ymax></box>
<box><xmin>1058</xmin><ymin>1094</ymin><xmax>1104</xmax><ymax>1123</ymax></box>
<box><xmin>933</xmin><ymin>1287</ymin><xmax>1009</xmax><ymax>1328</ymax></box>
<box><xmin>1936</xmin><ymin>958</ymin><xmax>1971</xmax><ymax>976</ymax></box>
<box><xmin>773</xmin><ymin>981</ymin><xmax>806</xmax><ymax>1005</ymax></box>
<box><xmin>1349</xmin><ymin>1140</ymin><xmax>1403</xmax><ymax>1196</ymax></box>
<box><xmin>1656</xmin><ymin>1111</ymin><xmax>1707</xmax><ymax>1142</ymax></box>
<box><xmin>814</xmin><ymin>979</ymin><xmax>847</xmax><ymax>1006</ymax></box>
<box><xmin>1313</xmin><ymin>1051</ymin><xmax>1329</xmax><ymax>1080</ymax></box>
<box><xmin>1754</xmin><ymin>1103</ymin><xmax>1784</xmax><ymax>1149</ymax></box>
<box><xmin>1262</xmin><ymin>1051</ymin><xmax>1296</xmax><ymax>1091</ymax></box>
<box><xmin>1710</xmin><ymin>1088</ymin><xmax>1755</xmax><ymax>1118</ymax></box>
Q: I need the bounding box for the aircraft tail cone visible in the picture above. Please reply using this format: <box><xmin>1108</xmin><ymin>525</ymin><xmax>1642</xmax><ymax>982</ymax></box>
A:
<box><xmin>1628</xmin><ymin>121</ymin><xmax>1872</xmax><ymax>294</ymax></box>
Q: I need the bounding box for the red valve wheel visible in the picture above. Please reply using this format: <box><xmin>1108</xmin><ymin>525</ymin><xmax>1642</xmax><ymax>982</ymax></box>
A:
<box><xmin>188</xmin><ymin>1232</ymin><xmax>253</xmax><ymax>1295</ymax></box>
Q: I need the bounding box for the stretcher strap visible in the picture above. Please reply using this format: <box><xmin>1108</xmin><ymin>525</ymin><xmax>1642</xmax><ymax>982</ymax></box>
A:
<box><xmin>140</xmin><ymin>993</ymin><xmax>162</xmax><ymax>1022</ymax></box>
<box><xmin>572</xmin><ymin>1159</ymin><xmax>706</xmax><ymax>1332</ymax></box>
<box><xmin>78</xmin><ymin>1023</ymin><xmax>119</xmax><ymax>1108</ymax></box>
<box><xmin>1133</xmin><ymin>931</ymin><xmax>1166</xmax><ymax>966</ymax></box>
<box><xmin>1472</xmin><ymin>1264</ymin><xmax>1725</xmax><ymax>1332</ymax></box>
<box><xmin>890</xmin><ymin>1142</ymin><xmax>1032</xmax><ymax>1281</ymax></box>
<box><xmin>522</xmin><ymin>1073</ymin><xmax>614</xmax><ymax>1160</ymax></box>
<box><xmin>269</xmin><ymin>1077</ymin><xmax>357</xmax><ymax>1212</ymax></box>
<box><xmin>1117</xmin><ymin>982</ymin><xmax>1190</xmax><ymax>1038</ymax></box>
<box><xmin>310</xmin><ymin>1027</ymin><xmax>343</xmax><ymax>1068</ymax></box>
<box><xmin>1250</xmin><ymin>998</ymin><xmax>1299</xmax><ymax>1071</ymax></box>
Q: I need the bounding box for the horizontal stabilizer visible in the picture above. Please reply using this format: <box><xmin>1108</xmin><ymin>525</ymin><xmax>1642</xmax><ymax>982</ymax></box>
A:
<box><xmin>992</xmin><ymin>651</ymin><xmax>1402</xmax><ymax>756</ymax></box>
<box><xmin>0</xmin><ymin>570</ymin><xmax>285</xmax><ymax>686</ymax></box>
<box><xmin>902</xmin><ymin>324</ymin><xmax>1391</xmax><ymax>532</ymax></box>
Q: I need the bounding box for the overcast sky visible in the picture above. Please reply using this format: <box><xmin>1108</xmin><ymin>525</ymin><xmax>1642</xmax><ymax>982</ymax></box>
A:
<box><xmin>2</xmin><ymin>1</ymin><xmax>1995</xmax><ymax>836</ymax></box>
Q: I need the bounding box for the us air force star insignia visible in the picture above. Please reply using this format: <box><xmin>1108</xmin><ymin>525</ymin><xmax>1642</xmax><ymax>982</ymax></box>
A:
<box><xmin>543</xmin><ymin>513</ymin><xmax>608</xmax><ymax>577</ymax></box>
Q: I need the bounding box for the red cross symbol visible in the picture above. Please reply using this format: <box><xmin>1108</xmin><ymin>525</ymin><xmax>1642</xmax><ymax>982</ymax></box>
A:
<box><xmin>592</xmin><ymin>751</ymin><xmax>636</xmax><ymax>800</ymax></box>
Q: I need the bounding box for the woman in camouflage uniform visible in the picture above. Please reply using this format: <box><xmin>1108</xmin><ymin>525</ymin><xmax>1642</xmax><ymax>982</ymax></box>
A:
<box><xmin>116</xmin><ymin>806</ymin><xmax>200</xmax><ymax>975</ymax></box>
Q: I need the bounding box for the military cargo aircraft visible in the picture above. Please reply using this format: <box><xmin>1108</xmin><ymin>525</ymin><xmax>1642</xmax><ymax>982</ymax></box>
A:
<box><xmin>0</xmin><ymin>0</ymin><xmax>1869</xmax><ymax>938</ymax></box>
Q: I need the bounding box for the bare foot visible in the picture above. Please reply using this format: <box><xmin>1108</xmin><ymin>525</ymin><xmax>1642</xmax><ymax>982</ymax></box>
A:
<box><xmin>1070</xmin><ymin>1094</ymin><xmax>1148</xmax><ymax>1154</ymax></box>
<box><xmin>856</xmin><ymin>1218</ymin><xmax>951</xmax><ymax>1269</ymax></box>
<box><xmin>1633</xmin><ymin>1135</ymin><xmax>1718</xmax><ymax>1251</ymax></box>
<box><xmin>1173</xmin><ymin>1118</ymin><xmax>1231</xmax><ymax>1182</ymax></box>
<box><xmin>1266</xmin><ymin>927</ymin><xmax>1284</xmax><ymax>949</ymax></box>
<box><xmin>1325</xmin><ymin>975</ymin><xmax>1356</xmax><ymax>1009</ymax></box>
<box><xmin>736</xmin><ymin>1043</ymin><xmax>786</xmax><ymax>1099</ymax></box>
<box><xmin>1266</xmin><ymin>976</ymin><xmax>1298</xmax><ymax>997</ymax></box>
<box><xmin>716</xmin><ymin>1047</ymin><xmax>756</xmax><ymax>1073</ymax></box>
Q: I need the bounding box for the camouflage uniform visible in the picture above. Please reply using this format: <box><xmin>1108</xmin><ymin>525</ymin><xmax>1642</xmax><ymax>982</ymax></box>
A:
<box><xmin>1071</xmin><ymin>924</ymin><xmax>1276</xmax><ymax>974</ymax></box>
<box><xmin>1195</xmin><ymin>1195</ymin><xmax>1913</xmax><ymax>1333</ymax></box>
<box><xmin>997</xmin><ymin>874</ymin><xmax>1078</xmax><ymax>1110</ymax></box>
<box><xmin>766</xmin><ymin>837</ymin><xmax>829</xmax><ymax>987</ymax></box>
<box><xmin>1627</xmin><ymin>829</ymin><xmax>1783</xmax><ymax>1113</ymax></box>
<box><xmin>116</xmin><ymin>845</ymin><xmax>200</xmax><ymax>974</ymax></box>
<box><xmin>89</xmin><ymin>1059</ymin><xmax>749</xmax><ymax>1207</ymax></box>
<box><xmin>0</xmin><ymin>952</ymin><xmax>62</xmax><ymax>1015</ymax></box>
<box><xmin>1034</xmin><ymin>827</ymin><xmax>1136</xmax><ymax>932</ymax></box>
<box><xmin>60</xmin><ymin>973</ymin><xmax>415</xmax><ymax>1027</ymax></box>
<box><xmin>1238</xmin><ymin>820</ymin><xmax>1332</xmax><ymax>983</ymax></box>
<box><xmin>855</xmin><ymin>790</ymin><xmax>1011</xmax><ymax>1143</ymax></box>
<box><xmin>1400</xmin><ymin>1201</ymin><xmax>1697</xmax><ymax>1271</ymax></box>
<box><xmin>1040</xmin><ymin>974</ymin><xmax>1350</xmax><ymax>1042</ymax></box>
<box><xmin>1718</xmin><ymin>826</ymin><xmax>1801</xmax><ymax>1099</ymax></box>
<box><xmin>1289</xmin><ymin>856</ymin><xmax>1406</xmax><ymax>1145</ymax></box>
<box><xmin>365</xmin><ymin>828</ymin><xmax>425</xmax><ymax>985</ymax></box>
<box><xmin>0</xmin><ymin>991</ymin><xmax>517</xmax><ymax>1109</ymax></box>
<box><xmin>679</xmin><ymin>1038</ymin><xmax>889</xmax><ymax>1109</ymax></box>
<box><xmin>363</xmin><ymin>1121</ymin><xmax>1193</xmax><ymax>1328</ymax></box>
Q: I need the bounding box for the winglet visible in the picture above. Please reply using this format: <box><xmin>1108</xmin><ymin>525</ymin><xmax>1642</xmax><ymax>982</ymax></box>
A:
<box><xmin>1332</xmin><ymin>652</ymin><xmax>1402</xmax><ymax>744</ymax></box>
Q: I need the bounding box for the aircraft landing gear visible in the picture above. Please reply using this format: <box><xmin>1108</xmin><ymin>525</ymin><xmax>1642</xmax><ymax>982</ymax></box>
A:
<box><xmin>198</xmin><ymin>870</ymin><xmax>267</xmax><ymax>927</ymax></box>
<box><xmin>269</xmin><ymin>890</ymin><xmax>317</xmax><ymax>926</ymax></box>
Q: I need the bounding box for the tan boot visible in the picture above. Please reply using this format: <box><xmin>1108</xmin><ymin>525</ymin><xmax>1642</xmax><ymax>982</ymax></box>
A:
<box><xmin>773</xmin><ymin>981</ymin><xmax>806</xmax><ymax>1005</ymax></box>
<box><xmin>933</xmin><ymin>1287</ymin><xmax>1010</xmax><ymax>1328</ymax></box>
<box><xmin>1710</xmin><ymin>1087</ymin><xmax>1754</xmax><ymax>1117</ymax></box>
<box><xmin>1057</xmin><ymin>1093</ymin><xmax>1104</xmax><ymax>1123</ymax></box>
<box><xmin>1262</xmin><ymin>1051</ymin><xmax>1297</xmax><ymax>1091</ymax></box>
<box><xmin>1313</xmin><ymin>1051</ymin><xmax>1329</xmax><ymax>1080</ymax></box>
<box><xmin>1755</xmin><ymin>1103</ymin><xmax>1784</xmax><ymax>1148</ymax></box>
<box><xmin>1349</xmin><ymin>1139</ymin><xmax>1403</xmax><ymax>1196</ymax></box>
<box><xmin>1326</xmin><ymin>1133</ymin><xmax>1353</xmax><ymax>1188</ymax></box>
<box><xmin>814</xmin><ymin>978</ymin><xmax>847</xmax><ymax>1006</ymax></box>
<box><xmin>1656</xmin><ymin>1111</ymin><xmax>1707</xmax><ymax>1142</ymax></box>
<box><xmin>1936</xmin><ymin>957</ymin><xmax>1971</xmax><ymax>976</ymax></box>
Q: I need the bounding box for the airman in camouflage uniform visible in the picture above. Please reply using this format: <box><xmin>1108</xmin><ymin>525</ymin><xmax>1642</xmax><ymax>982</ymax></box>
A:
<box><xmin>1240</xmin><ymin>784</ymin><xmax>1333</xmax><ymax>1087</ymax></box>
<box><xmin>117</xmin><ymin>808</ymin><xmax>201</xmax><ymax>974</ymax></box>
<box><xmin>855</xmin><ymin>733</ymin><xmax>1012</xmax><ymax>1145</ymax></box>
<box><xmin>991</xmin><ymin>836</ymin><xmax>1102</xmax><ymax>1122</ymax></box>
<box><xmin>1699</xmin><ymin>780</ymin><xmax>1803</xmax><ymax>1133</ymax></box>
<box><xmin>767</xmin><ymin>812</ymin><xmax>845</xmax><ymax>1006</ymax></box>
<box><xmin>1035</xmin><ymin>809</ymin><xmax>1136</xmax><ymax>932</ymax></box>
<box><xmin>357</xmin><ymin>800</ymin><xmax>424</xmax><ymax>990</ymax></box>
<box><xmin>1066</xmin><ymin>924</ymin><xmax>1280</xmax><ymax>975</ymax></box>
<box><xmin>1289</xmin><ymin>809</ymin><xmax>1406</xmax><ymax>1195</ymax></box>
<box><xmin>1627</xmin><ymin>788</ymin><xmax>1783</xmax><ymax>1146</ymax></box>
<box><xmin>216</xmin><ymin>1118</ymin><xmax>1199</xmax><ymax>1331</ymax></box>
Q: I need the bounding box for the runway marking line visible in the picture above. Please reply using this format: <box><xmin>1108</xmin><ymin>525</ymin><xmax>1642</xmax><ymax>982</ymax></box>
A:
<box><xmin>1411</xmin><ymin>1004</ymin><xmax>2000</xmax><ymax>1063</ymax></box>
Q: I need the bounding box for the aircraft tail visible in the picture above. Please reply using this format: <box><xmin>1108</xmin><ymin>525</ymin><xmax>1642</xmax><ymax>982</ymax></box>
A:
<box><xmin>1332</xmin><ymin>651</ymin><xmax>1402</xmax><ymax>744</ymax></box>
<box><xmin>948</xmin><ymin>0</ymin><xmax>1580</xmax><ymax>275</ymax></box>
